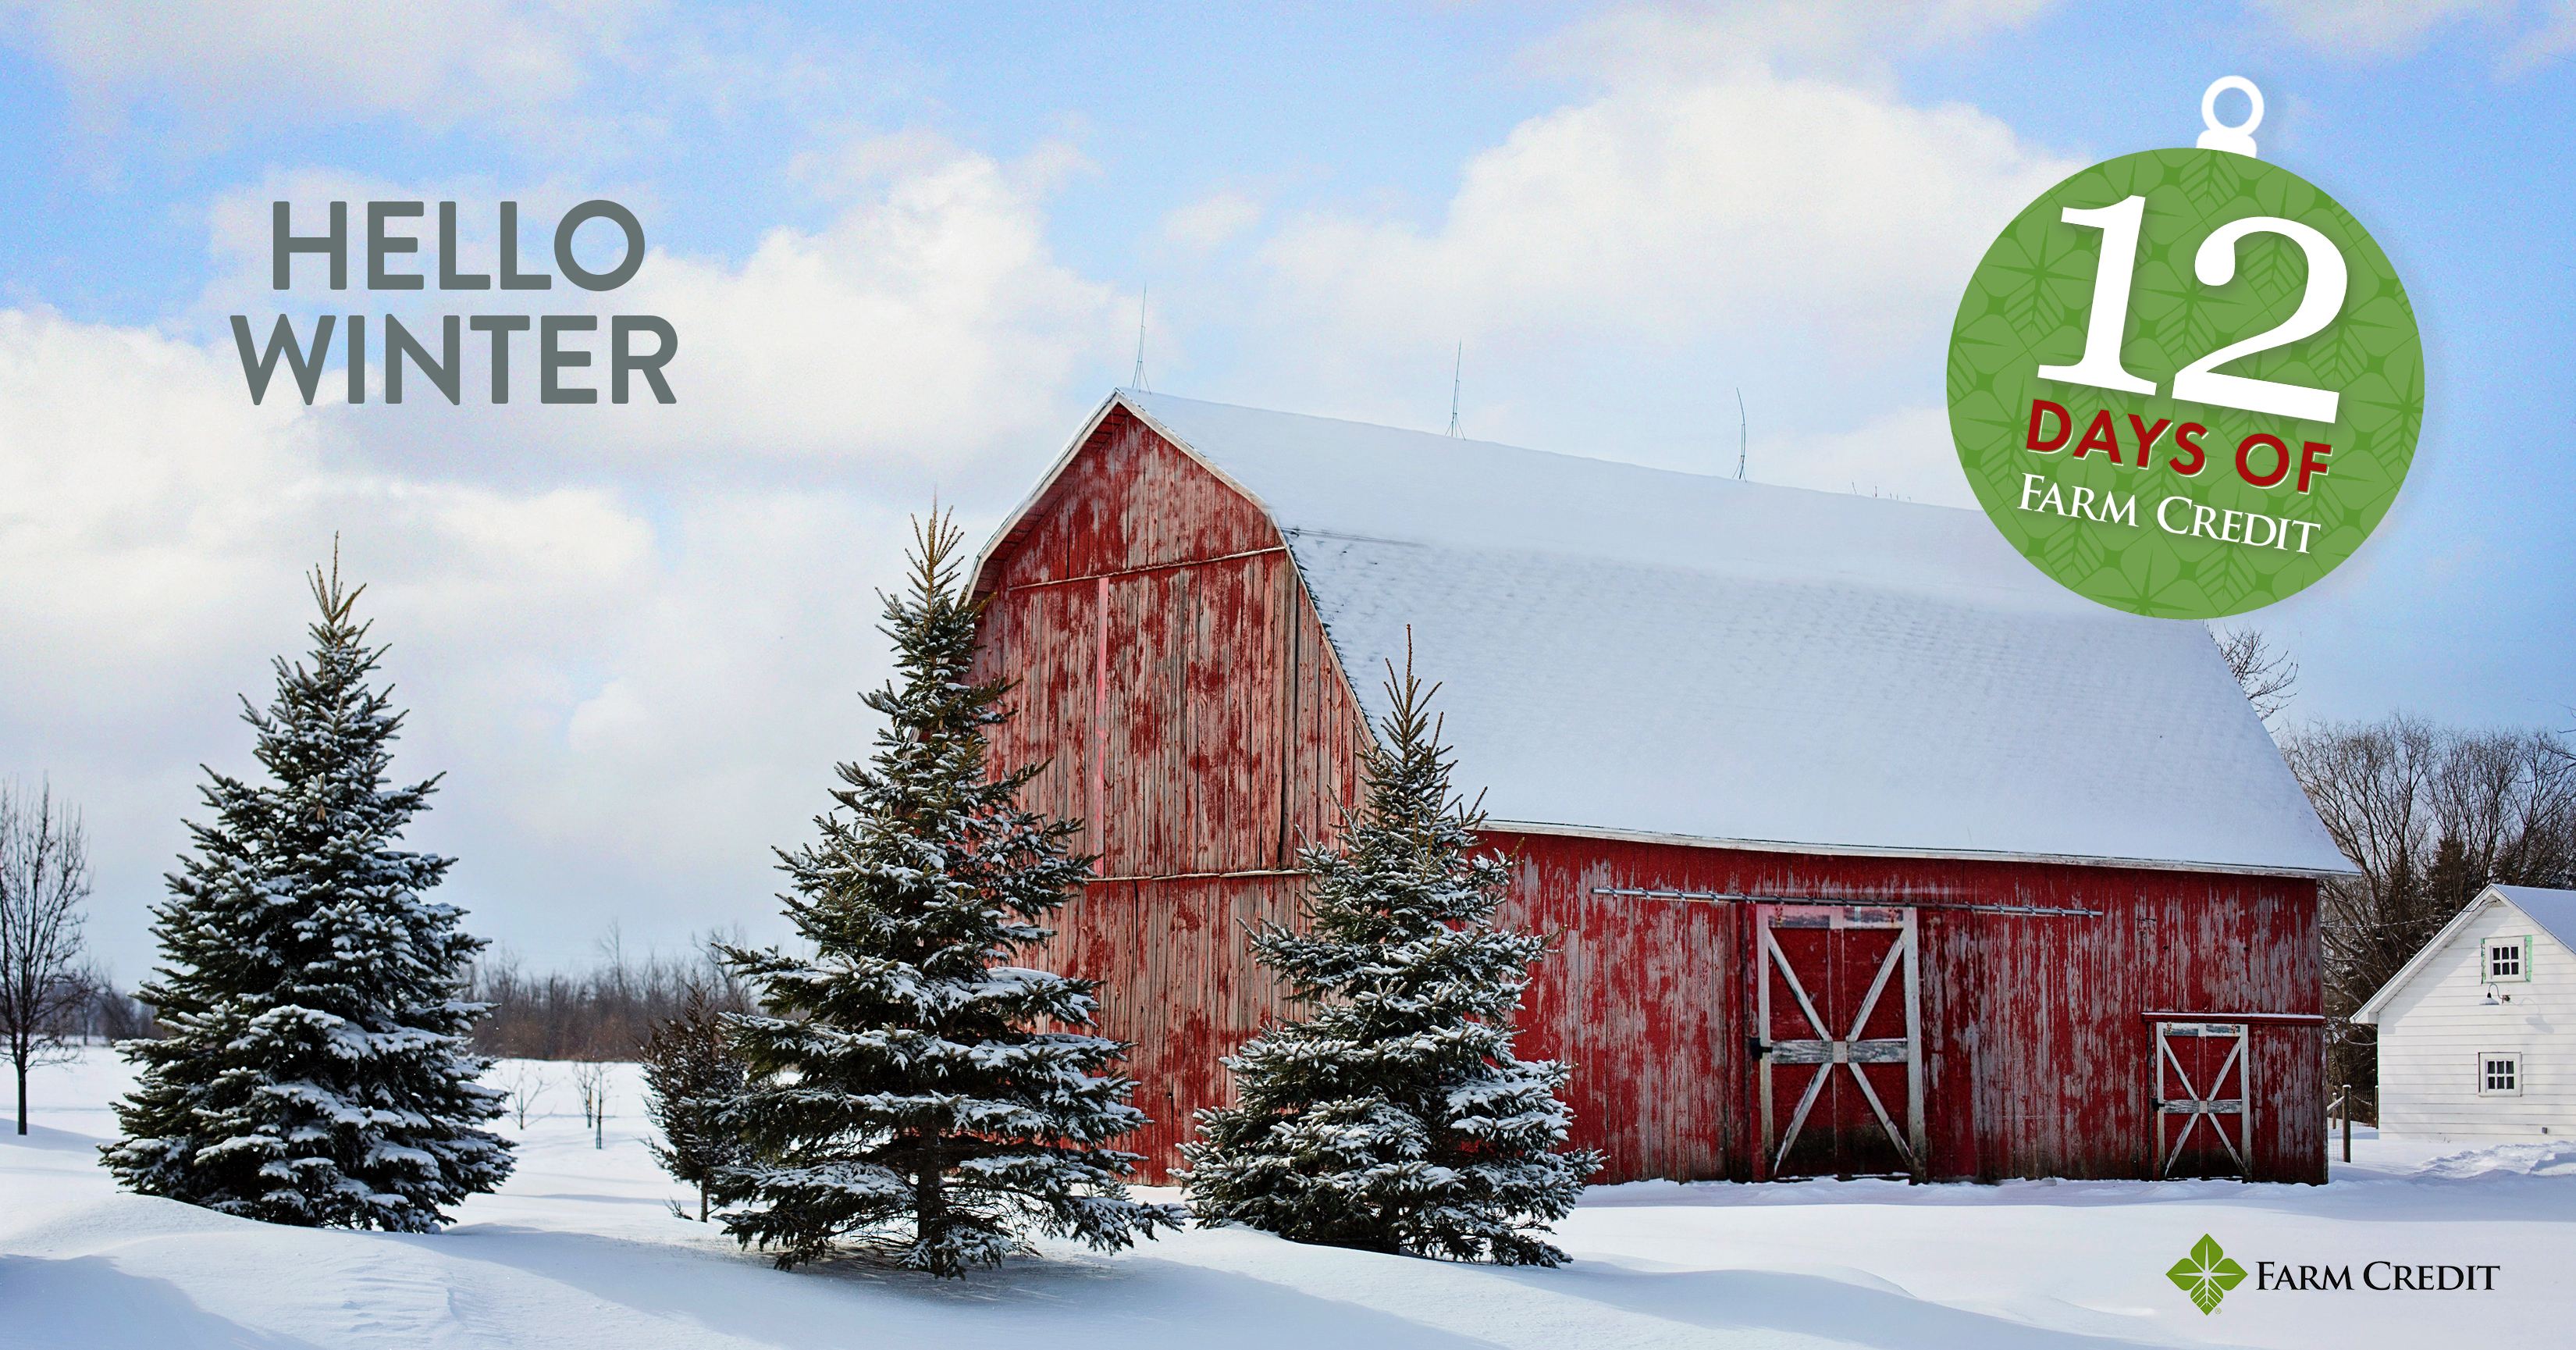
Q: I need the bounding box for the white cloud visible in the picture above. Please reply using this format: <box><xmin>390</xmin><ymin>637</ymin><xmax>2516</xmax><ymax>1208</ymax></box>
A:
<box><xmin>1258</xmin><ymin>71</ymin><xmax>2059</xmax><ymax>338</ymax></box>
<box><xmin>607</xmin><ymin>137</ymin><xmax>1123</xmax><ymax>467</ymax></box>
<box><xmin>1162</xmin><ymin>192</ymin><xmax>1265</xmax><ymax>251</ymax></box>
<box><xmin>0</xmin><ymin>308</ymin><xmax>320</xmax><ymax>671</ymax></box>
<box><xmin>7</xmin><ymin>0</ymin><xmax>639</xmax><ymax>132</ymax></box>
<box><xmin>1196</xmin><ymin>46</ymin><xmax>2076</xmax><ymax>480</ymax></box>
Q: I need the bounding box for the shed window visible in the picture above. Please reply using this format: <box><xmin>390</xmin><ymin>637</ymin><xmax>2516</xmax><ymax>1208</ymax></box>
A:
<box><xmin>2489</xmin><ymin>937</ymin><xmax>2531</xmax><ymax>982</ymax></box>
<box><xmin>2480</xmin><ymin>1054</ymin><xmax>2521</xmax><ymax>1096</ymax></box>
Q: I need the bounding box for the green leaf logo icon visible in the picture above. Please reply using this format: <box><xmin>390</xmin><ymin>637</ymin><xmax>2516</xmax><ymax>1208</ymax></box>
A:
<box><xmin>2168</xmin><ymin>1234</ymin><xmax>2249</xmax><ymax>1314</ymax></box>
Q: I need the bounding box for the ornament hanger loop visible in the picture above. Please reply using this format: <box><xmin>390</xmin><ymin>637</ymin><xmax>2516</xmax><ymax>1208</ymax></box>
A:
<box><xmin>2197</xmin><ymin>77</ymin><xmax>2263</xmax><ymax>159</ymax></box>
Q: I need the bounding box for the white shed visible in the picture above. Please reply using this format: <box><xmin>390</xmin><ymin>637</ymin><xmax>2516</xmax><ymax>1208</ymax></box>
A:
<box><xmin>2354</xmin><ymin>884</ymin><xmax>2576</xmax><ymax>1138</ymax></box>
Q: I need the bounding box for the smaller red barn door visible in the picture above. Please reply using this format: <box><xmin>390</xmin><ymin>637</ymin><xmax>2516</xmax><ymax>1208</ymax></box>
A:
<box><xmin>1754</xmin><ymin>905</ymin><xmax>1927</xmax><ymax>1181</ymax></box>
<box><xmin>2152</xmin><ymin>1021</ymin><xmax>2250</xmax><ymax>1179</ymax></box>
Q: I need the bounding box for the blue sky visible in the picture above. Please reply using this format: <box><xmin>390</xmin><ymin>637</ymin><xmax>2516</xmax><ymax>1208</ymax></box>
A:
<box><xmin>2</xmin><ymin>0</ymin><xmax>2570</xmax><ymax>976</ymax></box>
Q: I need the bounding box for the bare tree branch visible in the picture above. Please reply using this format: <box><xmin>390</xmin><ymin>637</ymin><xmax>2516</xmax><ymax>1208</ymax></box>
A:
<box><xmin>2217</xmin><ymin>626</ymin><xmax>2299</xmax><ymax>725</ymax></box>
<box><xmin>0</xmin><ymin>779</ymin><xmax>92</xmax><ymax>1135</ymax></box>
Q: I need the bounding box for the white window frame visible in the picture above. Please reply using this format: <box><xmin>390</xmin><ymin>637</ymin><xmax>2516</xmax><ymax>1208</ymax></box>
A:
<box><xmin>2486</xmin><ymin>935</ymin><xmax>2532</xmax><ymax>983</ymax></box>
<box><xmin>2478</xmin><ymin>1052</ymin><xmax>2522</xmax><ymax>1097</ymax></box>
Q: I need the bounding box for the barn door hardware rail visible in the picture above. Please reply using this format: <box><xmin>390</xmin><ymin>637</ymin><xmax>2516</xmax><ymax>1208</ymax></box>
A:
<box><xmin>1590</xmin><ymin>887</ymin><xmax>2101</xmax><ymax>917</ymax></box>
<box><xmin>2135</xmin><ymin>1010</ymin><xmax>2324</xmax><ymax>1027</ymax></box>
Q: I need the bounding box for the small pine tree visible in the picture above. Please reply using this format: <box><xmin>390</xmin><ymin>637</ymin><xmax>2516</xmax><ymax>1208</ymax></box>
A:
<box><xmin>644</xmin><ymin>983</ymin><xmax>752</xmax><ymax>1222</ymax></box>
<box><xmin>105</xmin><ymin>552</ymin><xmax>511</xmax><ymax>1230</ymax></box>
<box><xmin>1183</xmin><ymin>643</ymin><xmax>1601</xmax><ymax>1265</ymax></box>
<box><xmin>714</xmin><ymin>511</ymin><xmax>1182</xmax><ymax>1276</ymax></box>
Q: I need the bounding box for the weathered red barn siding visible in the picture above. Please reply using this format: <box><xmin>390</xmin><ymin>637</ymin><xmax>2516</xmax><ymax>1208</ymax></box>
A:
<box><xmin>977</xmin><ymin>408</ymin><xmax>1365</xmax><ymax>874</ymax></box>
<box><xmin>973</xmin><ymin>407</ymin><xmax>2327</xmax><ymax>1187</ymax></box>
<box><xmin>1040</xmin><ymin>875</ymin><xmax>1311</xmax><ymax>1171</ymax></box>
<box><xmin>973</xmin><ymin>408</ymin><xmax>1367</xmax><ymax>1173</ymax></box>
<box><xmin>1485</xmin><ymin>831</ymin><xmax>2324</xmax><ymax>1185</ymax></box>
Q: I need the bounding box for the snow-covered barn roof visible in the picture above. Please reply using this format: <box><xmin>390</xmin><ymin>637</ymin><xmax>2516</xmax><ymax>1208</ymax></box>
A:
<box><xmin>2356</xmin><ymin>885</ymin><xmax>2576</xmax><ymax>1023</ymax></box>
<box><xmin>985</xmin><ymin>390</ymin><xmax>2354</xmax><ymax>878</ymax></box>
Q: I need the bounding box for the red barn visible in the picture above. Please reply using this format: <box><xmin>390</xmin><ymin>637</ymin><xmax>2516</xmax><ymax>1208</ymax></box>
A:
<box><xmin>968</xmin><ymin>390</ymin><xmax>2350</xmax><ymax>1186</ymax></box>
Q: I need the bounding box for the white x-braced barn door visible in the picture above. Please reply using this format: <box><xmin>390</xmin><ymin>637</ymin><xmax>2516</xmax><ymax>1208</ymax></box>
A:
<box><xmin>1755</xmin><ymin>905</ymin><xmax>1927</xmax><ymax>1181</ymax></box>
<box><xmin>2152</xmin><ymin>1021</ymin><xmax>2250</xmax><ymax>1179</ymax></box>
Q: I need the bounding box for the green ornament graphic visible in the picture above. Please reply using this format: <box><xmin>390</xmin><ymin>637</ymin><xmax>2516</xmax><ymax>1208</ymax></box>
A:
<box><xmin>1948</xmin><ymin>148</ymin><xmax>2423</xmax><ymax>619</ymax></box>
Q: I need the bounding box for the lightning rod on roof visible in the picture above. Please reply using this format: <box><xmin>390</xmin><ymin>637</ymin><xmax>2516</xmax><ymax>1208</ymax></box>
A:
<box><xmin>1131</xmin><ymin>284</ymin><xmax>1150</xmax><ymax>392</ymax></box>
<box><xmin>1735</xmin><ymin>388</ymin><xmax>1746</xmax><ymax>480</ymax></box>
<box><xmin>1447</xmin><ymin>342</ymin><xmax>1462</xmax><ymax>437</ymax></box>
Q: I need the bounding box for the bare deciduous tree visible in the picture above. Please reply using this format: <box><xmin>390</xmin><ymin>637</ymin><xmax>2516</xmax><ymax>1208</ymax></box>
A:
<box><xmin>2283</xmin><ymin>716</ymin><xmax>2576</xmax><ymax>1110</ymax></box>
<box><xmin>2217</xmin><ymin>626</ymin><xmax>2299</xmax><ymax>725</ymax></box>
<box><xmin>495</xmin><ymin>1062</ymin><xmax>550</xmax><ymax>1131</ymax></box>
<box><xmin>1</xmin><ymin>781</ymin><xmax>92</xmax><ymax>1134</ymax></box>
<box><xmin>572</xmin><ymin>1058</ymin><xmax>609</xmax><ymax>1149</ymax></box>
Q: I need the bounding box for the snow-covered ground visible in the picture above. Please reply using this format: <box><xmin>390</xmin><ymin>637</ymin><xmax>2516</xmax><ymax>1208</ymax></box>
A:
<box><xmin>6</xmin><ymin>1049</ymin><xmax>2567</xmax><ymax>1349</ymax></box>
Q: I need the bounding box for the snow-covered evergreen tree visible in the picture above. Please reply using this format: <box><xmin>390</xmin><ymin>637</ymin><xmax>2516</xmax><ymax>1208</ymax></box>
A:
<box><xmin>1183</xmin><ymin>646</ymin><xmax>1601</xmax><ymax>1265</ymax></box>
<box><xmin>644</xmin><ymin>983</ymin><xmax>751</xmax><ymax>1222</ymax></box>
<box><xmin>714</xmin><ymin>511</ymin><xmax>1181</xmax><ymax>1276</ymax></box>
<box><xmin>105</xmin><ymin>554</ymin><xmax>510</xmax><ymax>1230</ymax></box>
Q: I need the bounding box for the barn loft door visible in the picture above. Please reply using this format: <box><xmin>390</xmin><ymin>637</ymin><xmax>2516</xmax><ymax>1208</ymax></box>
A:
<box><xmin>1755</xmin><ymin>905</ymin><xmax>1927</xmax><ymax>1181</ymax></box>
<box><xmin>2152</xmin><ymin>1021</ymin><xmax>2250</xmax><ymax>1179</ymax></box>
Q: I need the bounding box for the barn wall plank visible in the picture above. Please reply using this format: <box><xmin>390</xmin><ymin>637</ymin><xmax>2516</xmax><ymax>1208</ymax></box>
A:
<box><xmin>1030</xmin><ymin>875</ymin><xmax>1307</xmax><ymax>1181</ymax></box>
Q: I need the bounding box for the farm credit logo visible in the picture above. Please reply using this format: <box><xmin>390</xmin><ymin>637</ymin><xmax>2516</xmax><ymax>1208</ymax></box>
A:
<box><xmin>2165</xmin><ymin>1232</ymin><xmax>2503</xmax><ymax>1315</ymax></box>
<box><xmin>1946</xmin><ymin>81</ymin><xmax>2421</xmax><ymax>620</ymax></box>
<box><xmin>2167</xmin><ymin>1234</ymin><xmax>2247</xmax><ymax>1313</ymax></box>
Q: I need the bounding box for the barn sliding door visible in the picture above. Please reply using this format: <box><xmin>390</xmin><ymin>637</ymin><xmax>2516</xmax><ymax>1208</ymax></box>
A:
<box><xmin>2152</xmin><ymin>1021</ymin><xmax>2250</xmax><ymax>1179</ymax></box>
<box><xmin>1755</xmin><ymin>905</ymin><xmax>1927</xmax><ymax>1181</ymax></box>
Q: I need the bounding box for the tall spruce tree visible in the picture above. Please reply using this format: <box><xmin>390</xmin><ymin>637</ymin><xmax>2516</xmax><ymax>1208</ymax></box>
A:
<box><xmin>713</xmin><ymin>511</ymin><xmax>1180</xmax><ymax>1276</ymax></box>
<box><xmin>1183</xmin><ymin>646</ymin><xmax>1600</xmax><ymax>1265</ymax></box>
<box><xmin>105</xmin><ymin>554</ymin><xmax>510</xmax><ymax>1230</ymax></box>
